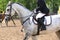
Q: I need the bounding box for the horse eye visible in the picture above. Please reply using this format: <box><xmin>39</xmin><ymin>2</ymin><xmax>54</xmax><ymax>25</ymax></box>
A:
<box><xmin>7</xmin><ymin>9</ymin><xmax>10</xmax><ymax>11</ymax></box>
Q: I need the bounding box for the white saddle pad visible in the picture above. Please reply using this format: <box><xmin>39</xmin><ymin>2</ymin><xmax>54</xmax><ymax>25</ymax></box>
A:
<box><xmin>30</xmin><ymin>16</ymin><xmax>52</xmax><ymax>25</ymax></box>
<box><xmin>44</xmin><ymin>16</ymin><xmax>52</xmax><ymax>25</ymax></box>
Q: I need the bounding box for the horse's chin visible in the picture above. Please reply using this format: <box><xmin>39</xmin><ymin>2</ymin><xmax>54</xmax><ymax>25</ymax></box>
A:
<box><xmin>5</xmin><ymin>17</ymin><xmax>11</xmax><ymax>21</ymax></box>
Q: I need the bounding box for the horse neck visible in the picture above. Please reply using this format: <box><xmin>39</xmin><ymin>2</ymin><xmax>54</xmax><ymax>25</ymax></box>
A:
<box><xmin>13</xmin><ymin>3</ymin><xmax>33</xmax><ymax>23</ymax></box>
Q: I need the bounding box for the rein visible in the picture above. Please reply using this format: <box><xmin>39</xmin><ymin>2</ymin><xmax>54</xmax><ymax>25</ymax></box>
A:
<box><xmin>22</xmin><ymin>13</ymin><xmax>33</xmax><ymax>25</ymax></box>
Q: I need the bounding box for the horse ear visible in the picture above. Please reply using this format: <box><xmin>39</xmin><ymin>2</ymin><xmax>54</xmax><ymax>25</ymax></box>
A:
<box><xmin>7</xmin><ymin>1</ymin><xmax>12</xmax><ymax>6</ymax></box>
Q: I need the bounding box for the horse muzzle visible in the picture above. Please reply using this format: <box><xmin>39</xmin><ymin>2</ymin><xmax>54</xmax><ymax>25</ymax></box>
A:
<box><xmin>5</xmin><ymin>17</ymin><xmax>11</xmax><ymax>21</ymax></box>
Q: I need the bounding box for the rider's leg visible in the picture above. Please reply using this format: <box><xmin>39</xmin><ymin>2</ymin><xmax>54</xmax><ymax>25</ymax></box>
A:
<box><xmin>41</xmin><ymin>16</ymin><xmax>46</xmax><ymax>30</ymax></box>
<box><xmin>36</xmin><ymin>18</ymin><xmax>43</xmax><ymax>35</ymax></box>
<box><xmin>36</xmin><ymin>16</ymin><xmax>46</xmax><ymax>35</ymax></box>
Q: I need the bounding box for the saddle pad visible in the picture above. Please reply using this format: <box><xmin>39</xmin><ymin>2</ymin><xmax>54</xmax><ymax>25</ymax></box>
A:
<box><xmin>44</xmin><ymin>16</ymin><xmax>52</xmax><ymax>25</ymax></box>
<box><xmin>30</xmin><ymin>16</ymin><xmax>52</xmax><ymax>25</ymax></box>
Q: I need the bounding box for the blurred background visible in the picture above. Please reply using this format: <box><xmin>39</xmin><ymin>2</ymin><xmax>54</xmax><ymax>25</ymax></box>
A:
<box><xmin>0</xmin><ymin>0</ymin><xmax>60</xmax><ymax>15</ymax></box>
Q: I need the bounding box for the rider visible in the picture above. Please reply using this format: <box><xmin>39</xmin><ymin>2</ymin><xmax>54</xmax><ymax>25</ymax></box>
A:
<box><xmin>36</xmin><ymin>0</ymin><xmax>49</xmax><ymax>35</ymax></box>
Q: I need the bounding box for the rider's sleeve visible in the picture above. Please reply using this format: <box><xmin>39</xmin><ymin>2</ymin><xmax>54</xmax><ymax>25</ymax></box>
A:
<box><xmin>36</xmin><ymin>0</ymin><xmax>49</xmax><ymax>15</ymax></box>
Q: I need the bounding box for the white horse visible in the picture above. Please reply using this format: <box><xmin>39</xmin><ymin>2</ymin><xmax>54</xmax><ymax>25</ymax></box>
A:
<box><xmin>5</xmin><ymin>2</ymin><xmax>60</xmax><ymax>40</ymax></box>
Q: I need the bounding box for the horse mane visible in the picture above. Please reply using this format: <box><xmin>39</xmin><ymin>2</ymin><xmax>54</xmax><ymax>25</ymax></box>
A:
<box><xmin>7</xmin><ymin>1</ymin><xmax>24</xmax><ymax>7</ymax></box>
<box><xmin>16</xmin><ymin>3</ymin><xmax>24</xmax><ymax>6</ymax></box>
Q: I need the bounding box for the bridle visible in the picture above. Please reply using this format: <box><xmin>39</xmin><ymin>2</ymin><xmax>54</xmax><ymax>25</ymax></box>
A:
<box><xmin>5</xmin><ymin>2</ymin><xmax>13</xmax><ymax>20</ymax></box>
<box><xmin>5</xmin><ymin>3</ymin><xmax>33</xmax><ymax>25</ymax></box>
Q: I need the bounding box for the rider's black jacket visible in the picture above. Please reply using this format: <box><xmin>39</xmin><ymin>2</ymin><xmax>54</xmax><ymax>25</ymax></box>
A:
<box><xmin>36</xmin><ymin>0</ymin><xmax>49</xmax><ymax>16</ymax></box>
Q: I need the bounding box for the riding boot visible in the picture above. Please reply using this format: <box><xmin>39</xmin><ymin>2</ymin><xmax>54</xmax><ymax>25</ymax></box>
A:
<box><xmin>36</xmin><ymin>18</ymin><xmax>42</xmax><ymax>35</ymax></box>
<box><xmin>36</xmin><ymin>16</ymin><xmax>46</xmax><ymax>35</ymax></box>
<box><xmin>41</xmin><ymin>23</ymin><xmax>46</xmax><ymax>31</ymax></box>
<box><xmin>41</xmin><ymin>16</ymin><xmax>46</xmax><ymax>31</ymax></box>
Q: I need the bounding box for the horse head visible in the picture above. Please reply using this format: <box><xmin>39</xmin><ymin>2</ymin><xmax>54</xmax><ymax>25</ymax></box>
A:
<box><xmin>5</xmin><ymin>2</ymin><xmax>33</xmax><ymax>24</ymax></box>
<box><xmin>5</xmin><ymin>2</ymin><xmax>16</xmax><ymax>22</ymax></box>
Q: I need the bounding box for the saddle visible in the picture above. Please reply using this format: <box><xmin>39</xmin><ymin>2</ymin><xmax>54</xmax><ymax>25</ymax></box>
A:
<box><xmin>33</xmin><ymin>12</ymin><xmax>51</xmax><ymax>26</ymax></box>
